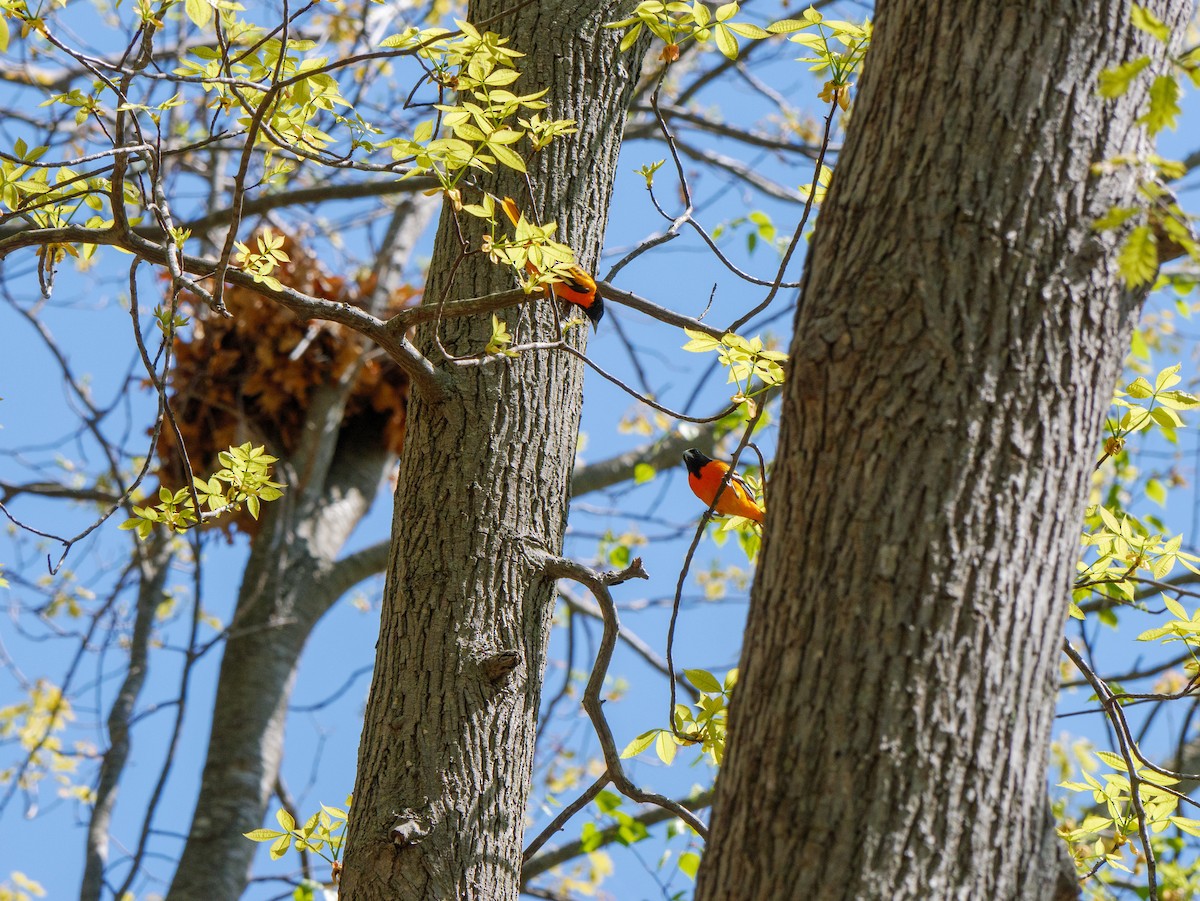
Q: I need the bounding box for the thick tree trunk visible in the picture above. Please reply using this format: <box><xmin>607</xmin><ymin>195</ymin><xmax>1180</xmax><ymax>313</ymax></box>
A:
<box><xmin>695</xmin><ymin>2</ymin><xmax>1188</xmax><ymax>900</ymax></box>
<box><xmin>340</xmin><ymin>4</ymin><xmax>645</xmax><ymax>899</ymax></box>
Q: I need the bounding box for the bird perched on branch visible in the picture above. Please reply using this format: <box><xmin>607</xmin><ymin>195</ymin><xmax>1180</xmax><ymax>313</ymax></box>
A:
<box><xmin>682</xmin><ymin>448</ymin><xmax>764</xmax><ymax>524</ymax></box>
<box><xmin>500</xmin><ymin>196</ymin><xmax>603</xmax><ymax>330</ymax></box>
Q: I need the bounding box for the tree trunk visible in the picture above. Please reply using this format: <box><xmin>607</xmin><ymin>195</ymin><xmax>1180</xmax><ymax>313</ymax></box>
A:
<box><xmin>695</xmin><ymin>2</ymin><xmax>1188</xmax><ymax>900</ymax></box>
<box><xmin>340</xmin><ymin>4</ymin><xmax>645</xmax><ymax>899</ymax></box>
<box><xmin>166</xmin><ymin>195</ymin><xmax>433</xmax><ymax>901</ymax></box>
<box><xmin>80</xmin><ymin>536</ymin><xmax>171</xmax><ymax>901</ymax></box>
<box><xmin>168</xmin><ymin>428</ymin><xmax>393</xmax><ymax>901</ymax></box>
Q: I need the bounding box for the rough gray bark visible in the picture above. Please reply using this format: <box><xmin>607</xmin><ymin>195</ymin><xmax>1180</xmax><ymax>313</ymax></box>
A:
<box><xmin>339</xmin><ymin>3</ymin><xmax>646</xmax><ymax>899</ymax></box>
<box><xmin>694</xmin><ymin>1</ymin><xmax>1189</xmax><ymax>900</ymax></box>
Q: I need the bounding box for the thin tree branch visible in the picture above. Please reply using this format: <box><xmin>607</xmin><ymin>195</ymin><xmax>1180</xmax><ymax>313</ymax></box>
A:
<box><xmin>527</xmin><ymin>551</ymin><xmax>709</xmax><ymax>856</ymax></box>
<box><xmin>522</xmin><ymin>789</ymin><xmax>714</xmax><ymax>883</ymax></box>
<box><xmin>1062</xmin><ymin>639</ymin><xmax>1159</xmax><ymax>901</ymax></box>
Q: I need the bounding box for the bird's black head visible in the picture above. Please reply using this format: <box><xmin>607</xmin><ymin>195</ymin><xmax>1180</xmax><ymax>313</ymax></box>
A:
<box><xmin>682</xmin><ymin>448</ymin><xmax>712</xmax><ymax>478</ymax></box>
<box><xmin>585</xmin><ymin>295</ymin><xmax>605</xmax><ymax>331</ymax></box>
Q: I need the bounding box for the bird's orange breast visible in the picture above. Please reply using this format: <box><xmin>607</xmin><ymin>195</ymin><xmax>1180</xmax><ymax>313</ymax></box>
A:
<box><xmin>689</xmin><ymin>467</ymin><xmax>764</xmax><ymax>523</ymax></box>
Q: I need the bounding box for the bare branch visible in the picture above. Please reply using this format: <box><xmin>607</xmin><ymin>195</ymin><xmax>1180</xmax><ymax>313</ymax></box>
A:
<box><xmin>525</xmin><ymin>551</ymin><xmax>710</xmax><ymax>855</ymax></box>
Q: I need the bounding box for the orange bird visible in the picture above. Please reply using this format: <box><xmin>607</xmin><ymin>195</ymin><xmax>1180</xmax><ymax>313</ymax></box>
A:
<box><xmin>500</xmin><ymin>196</ymin><xmax>603</xmax><ymax>330</ymax></box>
<box><xmin>682</xmin><ymin>448</ymin><xmax>764</xmax><ymax>524</ymax></box>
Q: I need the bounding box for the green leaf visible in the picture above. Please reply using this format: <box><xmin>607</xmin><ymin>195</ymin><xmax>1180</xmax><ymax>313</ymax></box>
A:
<box><xmin>633</xmin><ymin>463</ymin><xmax>656</xmax><ymax>484</ymax></box>
<box><xmin>1154</xmin><ymin>363</ymin><xmax>1181</xmax><ymax>391</ymax></box>
<box><xmin>1150</xmin><ymin>406</ymin><xmax>1182</xmax><ymax>429</ymax></box>
<box><xmin>681</xmin><ymin>328</ymin><xmax>723</xmax><ymax>353</ymax></box>
<box><xmin>1092</xmin><ymin>206</ymin><xmax>1139</xmax><ymax>232</ymax></box>
<box><xmin>1170</xmin><ymin>816</ymin><xmax>1200</xmax><ymax>836</ymax></box>
<box><xmin>1097</xmin><ymin>504</ymin><xmax>1123</xmax><ymax>534</ymax></box>
<box><xmin>619</xmin><ymin>21</ymin><xmax>643</xmax><ymax>52</ymax></box>
<box><xmin>679</xmin><ymin>850</ymin><xmax>701</xmax><ymax>879</ymax></box>
<box><xmin>654</xmin><ymin>729</ymin><xmax>678</xmax><ymax>765</ymax></box>
<box><xmin>1098</xmin><ymin>57</ymin><xmax>1150</xmax><ymax>98</ymax></box>
<box><xmin>413</xmin><ymin>119</ymin><xmax>434</xmax><ymax>144</ymax></box>
<box><xmin>1145</xmin><ymin>478</ymin><xmax>1166</xmax><ymax>506</ymax></box>
<box><xmin>269</xmin><ymin>833</ymin><xmax>292</xmax><ymax>860</ymax></box>
<box><xmin>1093</xmin><ymin>750</ymin><xmax>1127</xmax><ymax>770</ymax></box>
<box><xmin>1138</xmin><ymin>75</ymin><xmax>1181</xmax><ymax>135</ymax></box>
<box><xmin>1130</xmin><ymin>327</ymin><xmax>1150</xmax><ymax>360</ymax></box>
<box><xmin>1156</xmin><ymin>390</ymin><xmax>1199</xmax><ymax>410</ymax></box>
<box><xmin>1116</xmin><ymin>225</ymin><xmax>1157</xmax><ymax>287</ymax></box>
<box><xmin>579</xmin><ymin>821</ymin><xmax>602</xmax><ymax>852</ymax></box>
<box><xmin>490</xmin><ymin>142</ymin><xmax>526</xmax><ymax>173</ymax></box>
<box><xmin>726</xmin><ymin>21</ymin><xmax>770</xmax><ymax>39</ymax></box>
<box><xmin>301</xmin><ymin>812</ymin><xmax>320</xmax><ymax>837</ymax></box>
<box><xmin>683</xmin><ymin>668</ymin><xmax>723</xmax><ymax>693</ymax></box>
<box><xmin>185</xmin><ymin>0</ymin><xmax>212</xmax><ymax>28</ymax></box>
<box><xmin>1131</xmin><ymin>5</ymin><xmax>1169</xmax><ymax>41</ymax></box>
<box><xmin>713</xmin><ymin>24</ymin><xmax>738</xmax><ymax>59</ymax></box>
<box><xmin>607</xmin><ymin>543</ymin><xmax>631</xmax><ymax>569</ymax></box>
<box><xmin>767</xmin><ymin>18</ymin><xmax>808</xmax><ymax>33</ymax></box>
<box><xmin>276</xmin><ymin>808</ymin><xmax>296</xmax><ymax>832</ymax></box>
<box><xmin>244</xmin><ymin>828</ymin><xmax>286</xmax><ymax>842</ymax></box>
<box><xmin>615</xmin><ymin>812</ymin><xmax>649</xmax><ymax>845</ymax></box>
<box><xmin>1125</xmin><ymin>376</ymin><xmax>1154</xmax><ymax>399</ymax></box>
<box><xmin>1163</xmin><ymin>593</ymin><xmax>1189</xmax><ymax>622</ymax></box>
<box><xmin>0</xmin><ymin>16</ymin><xmax>9</xmax><ymax>54</ymax></box>
<box><xmin>620</xmin><ymin>730</ymin><xmax>659</xmax><ymax>758</ymax></box>
<box><xmin>594</xmin><ymin>789</ymin><xmax>623</xmax><ymax>813</ymax></box>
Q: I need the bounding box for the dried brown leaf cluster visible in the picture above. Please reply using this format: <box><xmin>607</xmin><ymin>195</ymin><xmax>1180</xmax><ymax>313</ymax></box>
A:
<box><xmin>157</xmin><ymin>233</ymin><xmax>413</xmax><ymax>532</ymax></box>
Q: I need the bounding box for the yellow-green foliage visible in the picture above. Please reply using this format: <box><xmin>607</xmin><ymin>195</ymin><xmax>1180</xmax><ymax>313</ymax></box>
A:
<box><xmin>681</xmin><ymin>329</ymin><xmax>787</xmax><ymax>417</ymax></box>
<box><xmin>1059</xmin><ymin>750</ymin><xmax>1200</xmax><ymax>883</ymax></box>
<box><xmin>0</xmin><ymin>680</ymin><xmax>93</xmax><ymax>804</ymax></box>
<box><xmin>232</xmin><ymin>228</ymin><xmax>291</xmax><ymax>293</ymax></box>
<box><xmin>120</xmin><ymin>442</ymin><xmax>284</xmax><ymax>538</ymax></box>
<box><xmin>1092</xmin><ymin>5</ymin><xmax>1199</xmax><ymax>288</ymax></box>
<box><xmin>621</xmin><ymin>667</ymin><xmax>736</xmax><ymax>767</ymax></box>
<box><xmin>244</xmin><ymin>798</ymin><xmax>349</xmax><ymax>879</ymax></box>
<box><xmin>1072</xmin><ymin>366</ymin><xmax>1200</xmax><ymax>618</ymax></box>
<box><xmin>0</xmin><ymin>872</ymin><xmax>46</xmax><ymax>901</ymax></box>
<box><xmin>607</xmin><ymin>3</ymin><xmax>870</xmax><ymax>93</ymax></box>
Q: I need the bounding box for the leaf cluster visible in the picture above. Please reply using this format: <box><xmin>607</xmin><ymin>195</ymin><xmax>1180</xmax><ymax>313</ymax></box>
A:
<box><xmin>381</xmin><ymin>21</ymin><xmax>573</xmax><ymax>184</ymax></box>
<box><xmin>0</xmin><ymin>679</ymin><xmax>91</xmax><ymax>804</ymax></box>
<box><xmin>682</xmin><ymin>328</ymin><xmax>786</xmax><ymax>416</ymax></box>
<box><xmin>244</xmin><ymin>800</ymin><xmax>349</xmax><ymax>871</ymax></box>
<box><xmin>1110</xmin><ymin>363</ymin><xmax>1199</xmax><ymax>450</ymax></box>
<box><xmin>1059</xmin><ymin>751</ymin><xmax>1200</xmax><ymax>877</ymax></box>
<box><xmin>1092</xmin><ymin>5</ymin><xmax>1200</xmax><ymax>288</ymax></box>
<box><xmin>621</xmin><ymin>667</ymin><xmax>736</xmax><ymax>767</ymax></box>
<box><xmin>120</xmin><ymin>442</ymin><xmax>284</xmax><ymax>538</ymax></box>
<box><xmin>606</xmin><ymin>1</ymin><xmax>871</xmax><ymax>106</ymax></box>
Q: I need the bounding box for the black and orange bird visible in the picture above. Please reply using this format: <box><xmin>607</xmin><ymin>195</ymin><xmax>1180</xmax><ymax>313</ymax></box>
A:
<box><xmin>500</xmin><ymin>196</ymin><xmax>604</xmax><ymax>330</ymax></box>
<box><xmin>682</xmin><ymin>448</ymin><xmax>764</xmax><ymax>524</ymax></box>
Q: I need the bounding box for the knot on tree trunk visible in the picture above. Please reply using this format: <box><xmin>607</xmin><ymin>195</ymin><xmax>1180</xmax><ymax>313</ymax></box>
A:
<box><xmin>480</xmin><ymin>649</ymin><xmax>521</xmax><ymax>684</ymax></box>
<box><xmin>391</xmin><ymin>808</ymin><xmax>433</xmax><ymax>847</ymax></box>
